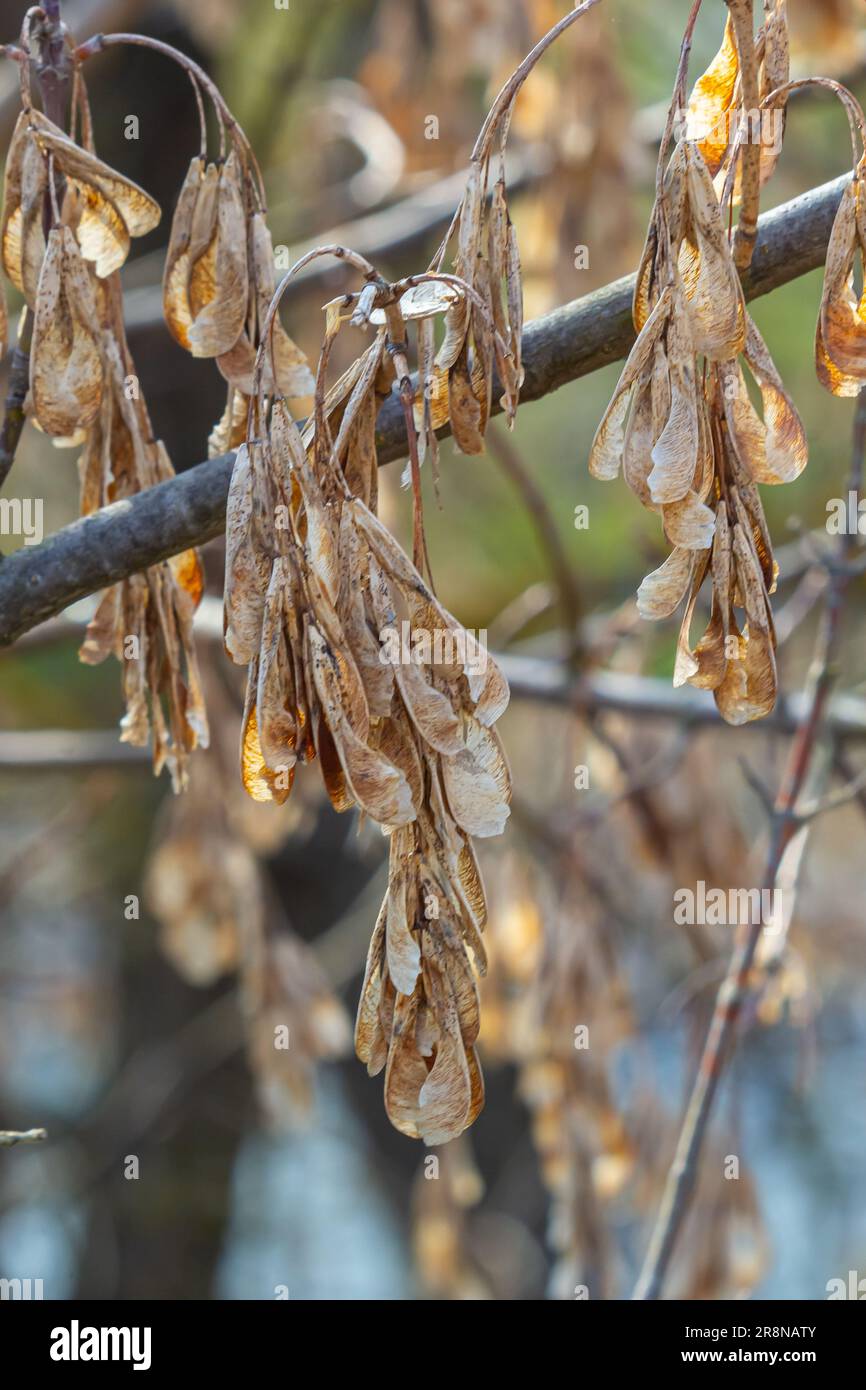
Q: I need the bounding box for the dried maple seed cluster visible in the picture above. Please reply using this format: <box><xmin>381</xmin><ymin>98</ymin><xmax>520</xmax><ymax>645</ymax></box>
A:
<box><xmin>214</xmin><ymin>3</ymin><xmax>607</xmax><ymax>1139</ymax></box>
<box><xmin>163</xmin><ymin>147</ymin><xmax>314</xmax><ymax>434</ymax></box>
<box><xmin>0</xmin><ymin>35</ymin><xmax>208</xmax><ymax>788</ymax></box>
<box><xmin>589</xmin><ymin>0</ymin><xmax>852</xmax><ymax>726</ymax></box>
<box><xmin>223</xmin><ymin>260</ymin><xmax>512</xmax><ymax>1139</ymax></box>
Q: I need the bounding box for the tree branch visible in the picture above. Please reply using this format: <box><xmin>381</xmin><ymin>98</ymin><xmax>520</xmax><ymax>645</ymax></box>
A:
<box><xmin>0</xmin><ymin>172</ymin><xmax>851</xmax><ymax>647</ymax></box>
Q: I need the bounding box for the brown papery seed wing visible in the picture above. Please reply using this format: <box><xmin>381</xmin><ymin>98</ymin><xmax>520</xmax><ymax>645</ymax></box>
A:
<box><xmin>440</xmin><ymin>717</ymin><xmax>511</xmax><ymax>839</ymax></box>
<box><xmin>2</xmin><ymin>118</ymin><xmax>47</xmax><ymax>305</ymax></box>
<box><xmin>590</xmin><ymin>285</ymin><xmax>673</xmax><ymax>481</ymax></box>
<box><xmin>679</xmin><ymin>145</ymin><xmax>745</xmax><ymax>361</ymax></box>
<box><xmin>30</xmin><ymin>113</ymin><xmax>161</xmax><ymax>238</ymax></box>
<box><xmin>188</xmin><ymin>154</ymin><xmax>249</xmax><ymax>357</ymax></box>
<box><xmin>163</xmin><ymin>156</ymin><xmax>204</xmax><ymax>350</ymax></box>
<box><xmin>817</xmin><ymin>182</ymin><xmax>866</xmax><ymax>391</ymax></box>
<box><xmin>30</xmin><ymin>228</ymin><xmax>103</xmax><ymax>437</ymax></box>
<box><xmin>636</xmin><ymin>547</ymin><xmax>695</xmax><ymax>620</ymax></box>
<box><xmin>223</xmin><ymin>444</ymin><xmax>271</xmax><ymax>665</ymax></box>
<box><xmin>307</xmin><ymin>624</ymin><xmax>414</xmax><ymax>826</ymax></box>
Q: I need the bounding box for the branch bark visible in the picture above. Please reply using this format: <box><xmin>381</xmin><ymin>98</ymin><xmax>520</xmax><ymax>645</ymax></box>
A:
<box><xmin>0</xmin><ymin>171</ymin><xmax>852</xmax><ymax>647</ymax></box>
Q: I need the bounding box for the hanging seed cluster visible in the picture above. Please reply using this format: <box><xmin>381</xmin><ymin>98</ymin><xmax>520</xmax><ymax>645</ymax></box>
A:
<box><xmin>0</xmin><ymin>57</ymin><xmax>209</xmax><ymax>788</ymax></box>
<box><xmin>587</xmin><ymin>0</ymin><xmax>866</xmax><ymax>726</ymax></box>
<box><xmin>214</xmin><ymin>2</ymin><xmax>604</xmax><ymax>1141</ymax></box>
<box><xmin>162</xmin><ymin>146</ymin><xmax>314</xmax><ymax>445</ymax></box>
<box><xmin>224</xmin><ymin>309</ymin><xmax>511</xmax><ymax>1141</ymax></box>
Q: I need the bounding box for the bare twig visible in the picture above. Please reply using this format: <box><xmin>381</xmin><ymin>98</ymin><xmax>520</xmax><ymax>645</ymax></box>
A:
<box><xmin>13</xmin><ymin>597</ymin><xmax>866</xmax><ymax>744</ymax></box>
<box><xmin>486</xmin><ymin>423</ymin><xmax>583</xmax><ymax>663</ymax></box>
<box><xmin>0</xmin><ymin>1127</ymin><xmax>47</xmax><ymax>1146</ymax></box>
<box><xmin>727</xmin><ymin>0</ymin><xmax>761</xmax><ymax>269</ymax></box>
<box><xmin>0</xmin><ymin>729</ymin><xmax>149</xmax><ymax>767</ymax></box>
<box><xmin>831</xmin><ymin>746</ymin><xmax>866</xmax><ymax>825</ymax></box>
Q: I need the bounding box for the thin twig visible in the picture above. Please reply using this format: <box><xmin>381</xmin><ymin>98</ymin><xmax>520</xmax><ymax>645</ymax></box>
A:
<box><xmin>831</xmin><ymin>746</ymin><xmax>866</xmax><ymax>825</ymax></box>
<box><xmin>486</xmin><ymin>423</ymin><xmax>583</xmax><ymax>663</ymax></box>
<box><xmin>0</xmin><ymin>309</ymin><xmax>33</xmax><ymax>491</ymax></box>
<box><xmin>0</xmin><ymin>1127</ymin><xmax>47</xmax><ymax>1146</ymax></box>
<box><xmin>727</xmin><ymin>0</ymin><xmax>761</xmax><ymax>269</ymax></box>
<box><xmin>13</xmin><ymin>598</ymin><xmax>866</xmax><ymax>746</ymax></box>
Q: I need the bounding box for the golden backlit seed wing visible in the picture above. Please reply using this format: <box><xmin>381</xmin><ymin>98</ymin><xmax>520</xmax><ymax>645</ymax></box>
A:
<box><xmin>685</xmin><ymin>14</ymin><xmax>739</xmax><ymax>177</ymax></box>
<box><xmin>30</xmin><ymin>116</ymin><xmax>161</xmax><ymax>237</ymax></box>
<box><xmin>208</xmin><ymin>386</ymin><xmax>249</xmax><ymax>457</ymax></box>
<box><xmin>27</xmin><ymin>111</ymin><xmax>160</xmax><ymax>276</ymax></box>
<box><xmin>65</xmin><ymin>179</ymin><xmax>130</xmax><ymax>278</ymax></box>
<box><xmin>241</xmin><ymin>671</ymin><xmax>292</xmax><ymax>805</ymax></box>
<box><xmin>1</xmin><ymin>112</ymin><xmax>47</xmax><ymax>306</ymax></box>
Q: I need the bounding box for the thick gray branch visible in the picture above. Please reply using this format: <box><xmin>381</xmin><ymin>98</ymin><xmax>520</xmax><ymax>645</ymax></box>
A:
<box><xmin>0</xmin><ymin>172</ymin><xmax>850</xmax><ymax>646</ymax></box>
